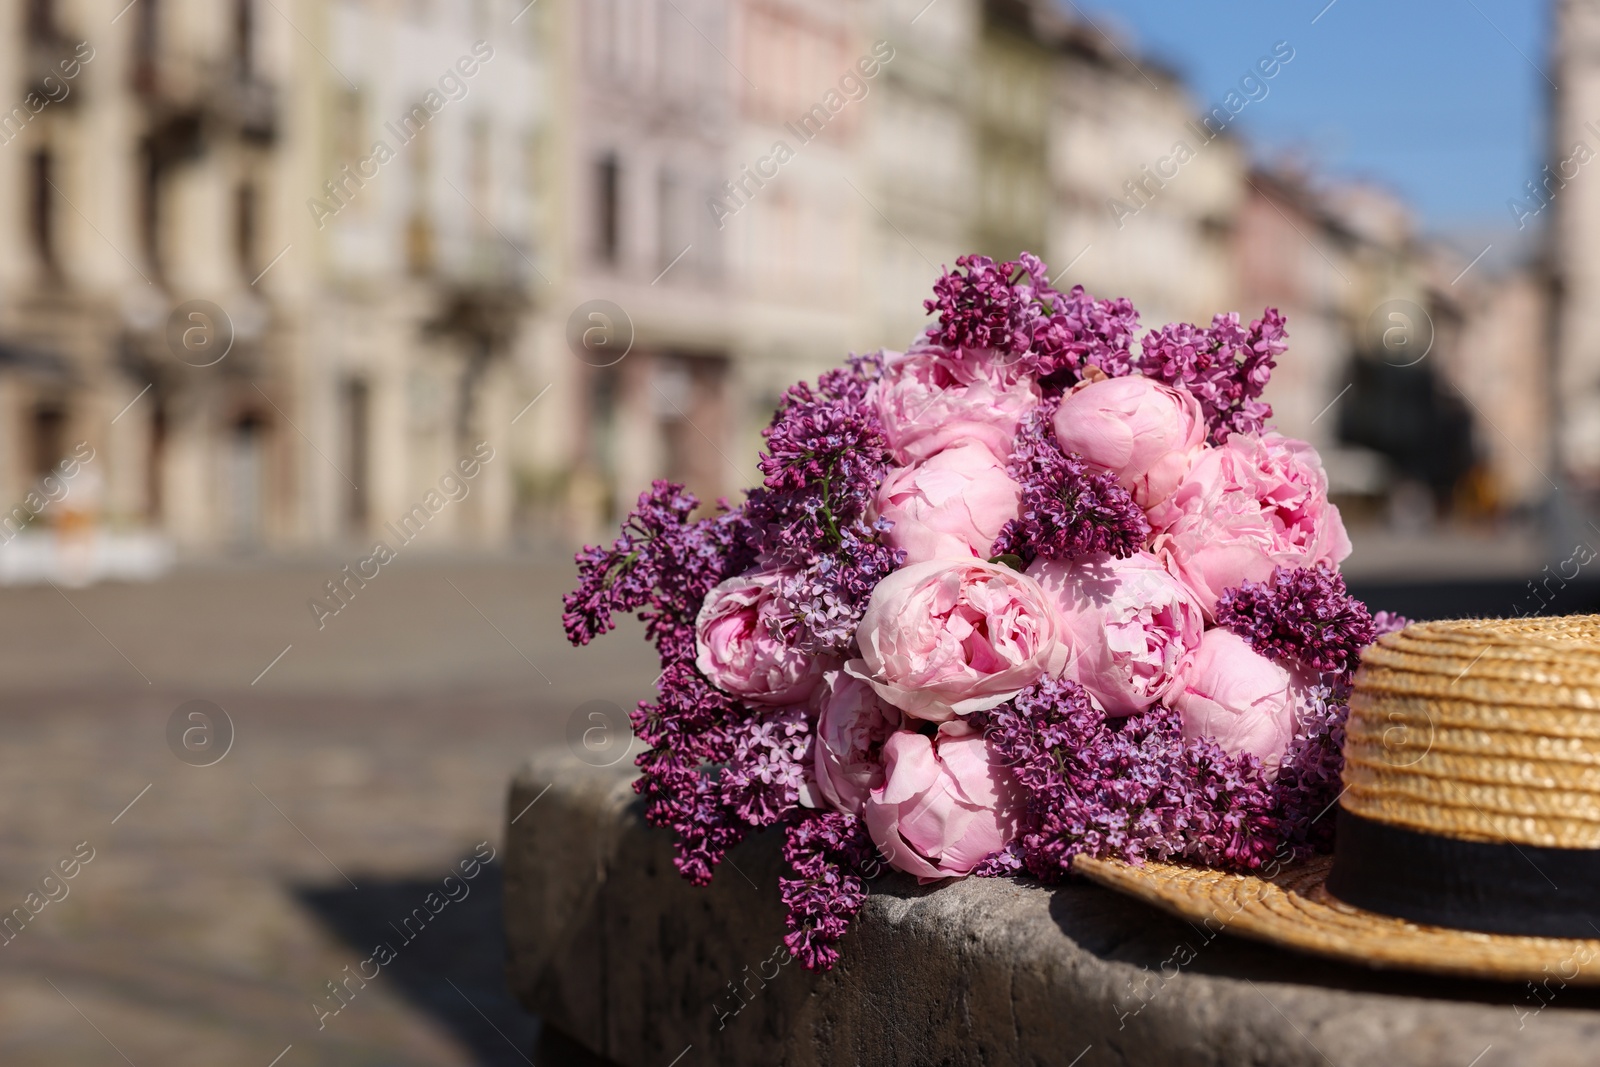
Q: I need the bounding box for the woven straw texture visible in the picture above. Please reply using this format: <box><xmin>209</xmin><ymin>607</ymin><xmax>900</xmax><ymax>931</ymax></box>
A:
<box><xmin>1345</xmin><ymin>615</ymin><xmax>1600</xmax><ymax>847</ymax></box>
<box><xmin>1072</xmin><ymin>854</ymin><xmax>1600</xmax><ymax>984</ymax></box>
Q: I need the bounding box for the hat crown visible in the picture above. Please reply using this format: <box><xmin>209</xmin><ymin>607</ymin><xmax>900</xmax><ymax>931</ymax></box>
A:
<box><xmin>1344</xmin><ymin>614</ymin><xmax>1600</xmax><ymax>849</ymax></box>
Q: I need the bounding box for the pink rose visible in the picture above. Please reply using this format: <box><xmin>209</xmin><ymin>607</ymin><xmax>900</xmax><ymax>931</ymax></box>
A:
<box><xmin>875</xmin><ymin>441</ymin><xmax>1022</xmax><ymax>565</ymax></box>
<box><xmin>864</xmin><ymin>721</ymin><xmax>1018</xmax><ymax>881</ymax></box>
<box><xmin>813</xmin><ymin>672</ymin><xmax>902</xmax><ymax>816</ymax></box>
<box><xmin>1151</xmin><ymin>432</ymin><xmax>1352</xmax><ymax>615</ymax></box>
<box><xmin>1028</xmin><ymin>552</ymin><xmax>1205</xmax><ymax>716</ymax></box>
<box><xmin>874</xmin><ymin>342</ymin><xmax>1039</xmax><ymax>464</ymax></box>
<box><xmin>848</xmin><ymin>558</ymin><xmax>1068</xmax><ymax>721</ymax></box>
<box><xmin>695</xmin><ymin>570</ymin><xmax>829</xmax><ymax>705</ymax></box>
<box><xmin>1169</xmin><ymin>628</ymin><xmax>1313</xmax><ymax>778</ymax></box>
<box><xmin>1052</xmin><ymin>375</ymin><xmax>1206</xmax><ymax>509</ymax></box>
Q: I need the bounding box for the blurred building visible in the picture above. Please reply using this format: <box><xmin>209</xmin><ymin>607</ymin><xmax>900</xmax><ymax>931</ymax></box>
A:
<box><xmin>1552</xmin><ymin>0</ymin><xmax>1600</xmax><ymax>492</ymax></box>
<box><xmin>0</xmin><ymin>0</ymin><xmax>541</xmax><ymax>558</ymax></box>
<box><xmin>0</xmin><ymin>0</ymin><xmax>1552</xmax><ymax>562</ymax></box>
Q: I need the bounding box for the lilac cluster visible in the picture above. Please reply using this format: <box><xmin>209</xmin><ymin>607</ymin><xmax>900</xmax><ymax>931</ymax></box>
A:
<box><xmin>564</xmin><ymin>357</ymin><xmax>898</xmax><ymax>914</ymax></box>
<box><xmin>565</xmin><ymin>483</ymin><xmax>765</xmax><ymax>886</ymax></box>
<box><xmin>1268</xmin><ymin>682</ymin><xmax>1350</xmax><ymax>858</ymax></box>
<box><xmin>1136</xmin><ymin>309</ymin><xmax>1287</xmax><ymax>443</ymax></box>
<box><xmin>563</xmin><ymin>481</ymin><xmax>756</xmax><ymax>664</ymax></box>
<box><xmin>749</xmin><ymin>356</ymin><xmax>903</xmax><ymax>654</ymax></box>
<box><xmin>1030</xmin><ymin>285</ymin><xmax>1143</xmax><ymax>389</ymax></box>
<box><xmin>778</xmin><ymin>811</ymin><xmax>878</xmax><ymax>970</ymax></box>
<box><xmin>1372</xmin><ymin>610</ymin><xmax>1411</xmax><ymax>637</ymax></box>
<box><xmin>979</xmin><ymin>678</ymin><xmax>1283</xmax><ymax>882</ymax></box>
<box><xmin>991</xmin><ymin>406</ymin><xmax>1149</xmax><ymax>563</ymax></box>
<box><xmin>1215</xmin><ymin>566</ymin><xmax>1377</xmax><ymax>678</ymax></box>
<box><xmin>921</xmin><ymin>254</ymin><xmax>1142</xmax><ymax>393</ymax></box>
<box><xmin>720</xmin><ymin>704</ymin><xmax>812</xmax><ymax>828</ymax></box>
<box><xmin>922</xmin><ymin>253</ymin><xmax>1048</xmax><ymax>357</ymax></box>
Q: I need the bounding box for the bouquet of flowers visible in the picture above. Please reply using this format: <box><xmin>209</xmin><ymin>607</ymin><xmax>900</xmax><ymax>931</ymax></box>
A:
<box><xmin>563</xmin><ymin>252</ymin><xmax>1404</xmax><ymax>970</ymax></box>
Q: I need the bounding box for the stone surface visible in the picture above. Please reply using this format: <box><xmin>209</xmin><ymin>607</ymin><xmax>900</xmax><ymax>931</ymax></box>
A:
<box><xmin>505</xmin><ymin>749</ymin><xmax>1600</xmax><ymax>1067</ymax></box>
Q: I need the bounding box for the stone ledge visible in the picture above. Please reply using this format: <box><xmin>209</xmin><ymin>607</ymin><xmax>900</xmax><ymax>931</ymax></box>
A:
<box><xmin>503</xmin><ymin>749</ymin><xmax>1600</xmax><ymax>1066</ymax></box>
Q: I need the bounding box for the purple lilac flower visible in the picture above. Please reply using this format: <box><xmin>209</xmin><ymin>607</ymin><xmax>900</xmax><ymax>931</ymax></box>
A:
<box><xmin>565</xmin><ymin>482</ymin><xmax>764</xmax><ymax>885</ymax></box>
<box><xmin>1267</xmin><ymin>682</ymin><xmax>1350</xmax><ymax>858</ymax></box>
<box><xmin>1030</xmin><ymin>284</ymin><xmax>1142</xmax><ymax>389</ymax></box>
<box><xmin>1136</xmin><ymin>309</ymin><xmax>1288</xmax><ymax>443</ymax></box>
<box><xmin>921</xmin><ymin>253</ymin><xmax>1142</xmax><ymax>394</ymax></box>
<box><xmin>1372</xmin><ymin>610</ymin><xmax>1411</xmax><ymax>636</ymax></box>
<box><xmin>563</xmin><ymin>481</ymin><xmax>757</xmax><ymax>664</ymax></box>
<box><xmin>923</xmin><ymin>253</ymin><xmax>1043</xmax><ymax>356</ymax></box>
<box><xmin>1215</xmin><ymin>566</ymin><xmax>1377</xmax><ymax>678</ymax></box>
<box><xmin>720</xmin><ymin>704</ymin><xmax>812</xmax><ymax>828</ymax></box>
<box><xmin>749</xmin><ymin>356</ymin><xmax>903</xmax><ymax>655</ymax></box>
<box><xmin>991</xmin><ymin>404</ymin><xmax>1149</xmax><ymax>563</ymax></box>
<box><xmin>979</xmin><ymin>678</ymin><xmax>1282</xmax><ymax>882</ymax></box>
<box><xmin>779</xmin><ymin>810</ymin><xmax>878</xmax><ymax>970</ymax></box>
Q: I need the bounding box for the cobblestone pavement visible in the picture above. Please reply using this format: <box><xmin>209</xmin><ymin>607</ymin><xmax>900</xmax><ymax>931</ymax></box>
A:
<box><xmin>0</xmin><ymin>554</ymin><xmax>659</xmax><ymax>1066</ymax></box>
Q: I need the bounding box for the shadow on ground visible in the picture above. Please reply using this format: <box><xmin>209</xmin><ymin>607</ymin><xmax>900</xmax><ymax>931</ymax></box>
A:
<box><xmin>296</xmin><ymin>858</ymin><xmax>541</xmax><ymax>1066</ymax></box>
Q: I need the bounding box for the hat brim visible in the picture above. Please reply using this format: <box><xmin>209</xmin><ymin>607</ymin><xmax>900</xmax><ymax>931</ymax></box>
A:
<box><xmin>1072</xmin><ymin>853</ymin><xmax>1600</xmax><ymax>985</ymax></box>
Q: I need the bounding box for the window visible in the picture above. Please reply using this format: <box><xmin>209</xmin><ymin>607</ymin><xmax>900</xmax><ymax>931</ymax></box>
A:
<box><xmin>29</xmin><ymin>402</ymin><xmax>65</xmax><ymax>477</ymax></box>
<box><xmin>469</xmin><ymin>117</ymin><xmax>491</xmax><ymax>228</ymax></box>
<box><xmin>657</xmin><ymin>168</ymin><xmax>683</xmax><ymax>277</ymax></box>
<box><xmin>29</xmin><ymin>149</ymin><xmax>55</xmax><ymax>274</ymax></box>
<box><xmin>138</xmin><ymin>140</ymin><xmax>161</xmax><ymax>274</ymax></box>
<box><xmin>234</xmin><ymin>182</ymin><xmax>258</xmax><ymax>280</ymax></box>
<box><xmin>26</xmin><ymin>0</ymin><xmax>56</xmax><ymax>43</ymax></box>
<box><xmin>406</xmin><ymin>124</ymin><xmax>433</xmax><ymax>274</ymax></box>
<box><xmin>234</xmin><ymin>0</ymin><xmax>255</xmax><ymax>75</ymax></box>
<box><xmin>343</xmin><ymin>379</ymin><xmax>370</xmax><ymax>530</ymax></box>
<box><xmin>333</xmin><ymin>88</ymin><xmax>365</xmax><ymax>164</ymax></box>
<box><xmin>133</xmin><ymin>0</ymin><xmax>160</xmax><ymax>94</ymax></box>
<box><xmin>595</xmin><ymin>153</ymin><xmax>621</xmax><ymax>266</ymax></box>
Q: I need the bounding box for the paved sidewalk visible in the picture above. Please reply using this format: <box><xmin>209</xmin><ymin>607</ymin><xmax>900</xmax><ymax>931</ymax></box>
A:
<box><xmin>0</xmin><ymin>556</ymin><xmax>658</xmax><ymax>1067</ymax></box>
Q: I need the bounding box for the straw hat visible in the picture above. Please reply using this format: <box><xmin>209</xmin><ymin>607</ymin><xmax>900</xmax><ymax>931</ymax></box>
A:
<box><xmin>1073</xmin><ymin>615</ymin><xmax>1600</xmax><ymax>983</ymax></box>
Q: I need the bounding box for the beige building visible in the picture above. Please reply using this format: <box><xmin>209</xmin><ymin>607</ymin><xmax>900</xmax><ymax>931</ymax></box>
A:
<box><xmin>0</xmin><ymin>0</ymin><xmax>1544</xmax><ymax>567</ymax></box>
<box><xmin>0</xmin><ymin>0</ymin><xmax>543</xmax><ymax>558</ymax></box>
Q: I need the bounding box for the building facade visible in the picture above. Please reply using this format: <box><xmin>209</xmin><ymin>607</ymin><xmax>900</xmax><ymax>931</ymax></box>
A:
<box><xmin>0</xmin><ymin>0</ymin><xmax>1548</xmax><ymax>565</ymax></box>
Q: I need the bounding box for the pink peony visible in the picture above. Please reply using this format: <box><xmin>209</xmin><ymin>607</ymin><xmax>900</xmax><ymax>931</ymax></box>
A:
<box><xmin>863</xmin><ymin>720</ymin><xmax>1018</xmax><ymax>881</ymax></box>
<box><xmin>1150</xmin><ymin>432</ymin><xmax>1352</xmax><ymax>615</ymax></box>
<box><xmin>1028</xmin><ymin>552</ymin><xmax>1205</xmax><ymax>716</ymax></box>
<box><xmin>873</xmin><ymin>342</ymin><xmax>1039</xmax><ymax>464</ymax></box>
<box><xmin>812</xmin><ymin>671</ymin><xmax>902</xmax><ymax>816</ymax></box>
<box><xmin>695</xmin><ymin>569</ymin><xmax>830</xmax><ymax>705</ymax></box>
<box><xmin>1052</xmin><ymin>375</ymin><xmax>1206</xmax><ymax>510</ymax></box>
<box><xmin>875</xmin><ymin>441</ymin><xmax>1022</xmax><ymax>565</ymax></box>
<box><xmin>847</xmin><ymin>558</ymin><xmax>1068</xmax><ymax>721</ymax></box>
<box><xmin>1169</xmin><ymin>628</ymin><xmax>1313</xmax><ymax>778</ymax></box>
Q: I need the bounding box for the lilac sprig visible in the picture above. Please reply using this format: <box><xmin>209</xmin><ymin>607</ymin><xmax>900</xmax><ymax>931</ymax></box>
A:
<box><xmin>772</xmin><ymin>518</ymin><xmax>903</xmax><ymax>655</ymax></box>
<box><xmin>750</xmin><ymin>357</ymin><xmax>902</xmax><ymax>654</ymax></box>
<box><xmin>754</xmin><ymin>360</ymin><xmax>891</xmax><ymax>558</ymax></box>
<box><xmin>991</xmin><ymin>405</ymin><xmax>1150</xmax><ymax>563</ymax></box>
<box><xmin>1029</xmin><ymin>284</ymin><xmax>1143</xmax><ymax>390</ymax></box>
<box><xmin>563</xmin><ymin>482</ymin><xmax>757</xmax><ymax>664</ymax></box>
<box><xmin>980</xmin><ymin>678</ymin><xmax>1281</xmax><ymax>882</ymax></box>
<box><xmin>720</xmin><ymin>704</ymin><xmax>813</xmax><ymax>828</ymax></box>
<box><xmin>921</xmin><ymin>253</ymin><xmax>1142</xmax><ymax>394</ymax></box>
<box><xmin>1267</xmin><ymin>682</ymin><xmax>1350</xmax><ymax>858</ymax></box>
<box><xmin>1215</xmin><ymin>566</ymin><xmax>1377</xmax><ymax>678</ymax></box>
<box><xmin>923</xmin><ymin>253</ymin><xmax>1046</xmax><ymax>356</ymax></box>
<box><xmin>1136</xmin><ymin>309</ymin><xmax>1287</xmax><ymax>443</ymax></box>
<box><xmin>1372</xmin><ymin>610</ymin><xmax>1411</xmax><ymax>636</ymax></box>
<box><xmin>779</xmin><ymin>811</ymin><xmax>878</xmax><ymax>970</ymax></box>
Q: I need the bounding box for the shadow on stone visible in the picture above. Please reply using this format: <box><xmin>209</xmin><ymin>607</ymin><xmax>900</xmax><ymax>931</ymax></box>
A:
<box><xmin>295</xmin><ymin>856</ymin><xmax>541</xmax><ymax>1066</ymax></box>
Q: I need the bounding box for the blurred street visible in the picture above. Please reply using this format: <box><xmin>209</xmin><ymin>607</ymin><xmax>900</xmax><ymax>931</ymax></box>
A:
<box><xmin>0</xmin><ymin>554</ymin><xmax>658</xmax><ymax>1067</ymax></box>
